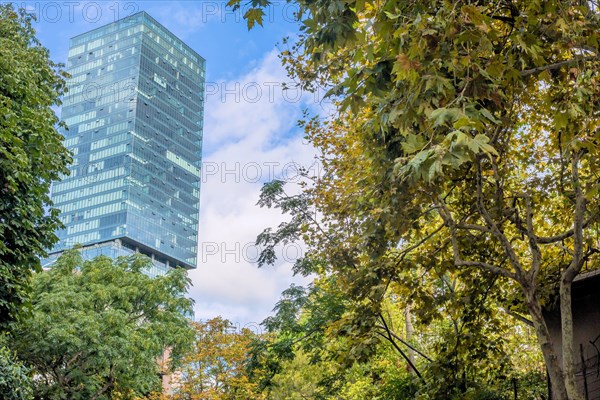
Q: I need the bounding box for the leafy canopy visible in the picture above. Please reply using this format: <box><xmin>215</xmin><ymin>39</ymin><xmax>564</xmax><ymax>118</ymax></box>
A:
<box><xmin>0</xmin><ymin>4</ymin><xmax>71</xmax><ymax>329</ymax></box>
<box><xmin>10</xmin><ymin>250</ymin><xmax>194</xmax><ymax>400</ymax></box>
<box><xmin>236</xmin><ymin>0</ymin><xmax>600</xmax><ymax>398</ymax></box>
<box><xmin>0</xmin><ymin>344</ymin><xmax>33</xmax><ymax>400</ymax></box>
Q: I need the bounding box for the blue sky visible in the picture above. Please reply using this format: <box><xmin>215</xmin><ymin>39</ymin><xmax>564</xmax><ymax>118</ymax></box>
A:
<box><xmin>22</xmin><ymin>0</ymin><xmax>323</xmax><ymax>328</ymax></box>
<box><xmin>26</xmin><ymin>1</ymin><xmax>300</xmax><ymax>79</ymax></box>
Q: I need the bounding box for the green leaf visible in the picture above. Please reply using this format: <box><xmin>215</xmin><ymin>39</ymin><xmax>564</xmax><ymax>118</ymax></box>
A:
<box><xmin>244</xmin><ymin>8</ymin><xmax>265</xmax><ymax>30</ymax></box>
<box><xmin>402</xmin><ymin>133</ymin><xmax>427</xmax><ymax>154</ymax></box>
<box><xmin>479</xmin><ymin>107</ymin><xmax>500</xmax><ymax>124</ymax></box>
<box><xmin>430</xmin><ymin>108</ymin><xmax>463</xmax><ymax>127</ymax></box>
<box><xmin>473</xmin><ymin>134</ymin><xmax>498</xmax><ymax>156</ymax></box>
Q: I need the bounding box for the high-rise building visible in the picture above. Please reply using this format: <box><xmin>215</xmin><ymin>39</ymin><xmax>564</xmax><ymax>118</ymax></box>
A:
<box><xmin>46</xmin><ymin>12</ymin><xmax>205</xmax><ymax>275</ymax></box>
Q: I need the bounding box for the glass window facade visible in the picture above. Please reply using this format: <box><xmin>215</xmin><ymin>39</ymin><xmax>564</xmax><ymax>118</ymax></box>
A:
<box><xmin>51</xmin><ymin>12</ymin><xmax>205</xmax><ymax>270</ymax></box>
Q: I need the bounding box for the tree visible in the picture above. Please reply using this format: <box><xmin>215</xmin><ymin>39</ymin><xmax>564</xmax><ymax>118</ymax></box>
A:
<box><xmin>10</xmin><ymin>250</ymin><xmax>194</xmax><ymax>400</ymax></box>
<box><xmin>250</xmin><ymin>245</ymin><xmax>544</xmax><ymax>398</ymax></box>
<box><xmin>0</xmin><ymin>344</ymin><xmax>33</xmax><ymax>400</ymax></box>
<box><xmin>0</xmin><ymin>4</ymin><xmax>70</xmax><ymax>329</ymax></box>
<box><xmin>232</xmin><ymin>1</ymin><xmax>600</xmax><ymax>398</ymax></box>
<box><xmin>168</xmin><ymin>317</ymin><xmax>266</xmax><ymax>400</ymax></box>
<box><xmin>266</xmin><ymin>351</ymin><xmax>327</xmax><ymax>400</ymax></box>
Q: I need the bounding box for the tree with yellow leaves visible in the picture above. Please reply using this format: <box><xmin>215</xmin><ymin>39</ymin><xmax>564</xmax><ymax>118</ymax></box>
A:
<box><xmin>164</xmin><ymin>317</ymin><xmax>266</xmax><ymax>400</ymax></box>
<box><xmin>235</xmin><ymin>1</ymin><xmax>600</xmax><ymax>398</ymax></box>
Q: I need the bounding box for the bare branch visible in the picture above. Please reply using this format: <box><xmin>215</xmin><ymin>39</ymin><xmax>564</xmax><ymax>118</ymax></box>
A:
<box><xmin>455</xmin><ymin>260</ymin><xmax>516</xmax><ymax>280</ymax></box>
<box><xmin>524</xmin><ymin>196</ymin><xmax>543</xmax><ymax>283</ymax></box>
<box><xmin>456</xmin><ymin>223</ymin><xmax>491</xmax><ymax>233</ymax></box>
<box><xmin>435</xmin><ymin>196</ymin><xmax>516</xmax><ymax>280</ymax></box>
<box><xmin>536</xmin><ymin>217</ymin><xmax>593</xmax><ymax>244</ymax></box>
<box><xmin>374</xmin><ymin>324</ymin><xmax>432</xmax><ymax>361</ymax></box>
<box><xmin>378</xmin><ymin>314</ymin><xmax>424</xmax><ymax>380</ymax></box>
<box><xmin>564</xmin><ymin>152</ymin><xmax>587</xmax><ymax>282</ymax></box>
<box><xmin>520</xmin><ymin>55</ymin><xmax>599</xmax><ymax>77</ymax></box>
<box><xmin>475</xmin><ymin>159</ymin><xmax>524</xmax><ymax>279</ymax></box>
<box><xmin>394</xmin><ymin>224</ymin><xmax>444</xmax><ymax>261</ymax></box>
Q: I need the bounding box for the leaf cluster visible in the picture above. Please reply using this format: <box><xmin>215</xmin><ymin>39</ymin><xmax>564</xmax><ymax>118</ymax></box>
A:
<box><xmin>0</xmin><ymin>4</ymin><xmax>71</xmax><ymax>329</ymax></box>
<box><xmin>10</xmin><ymin>250</ymin><xmax>194</xmax><ymax>400</ymax></box>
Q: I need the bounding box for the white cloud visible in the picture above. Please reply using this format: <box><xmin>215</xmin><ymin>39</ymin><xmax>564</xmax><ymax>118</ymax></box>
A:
<box><xmin>144</xmin><ymin>1</ymin><xmax>210</xmax><ymax>37</ymax></box>
<box><xmin>188</xmin><ymin>50</ymin><xmax>316</xmax><ymax>326</ymax></box>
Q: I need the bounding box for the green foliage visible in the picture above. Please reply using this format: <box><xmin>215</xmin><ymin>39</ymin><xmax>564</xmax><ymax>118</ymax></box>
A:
<box><xmin>262</xmin><ymin>331</ymin><xmax>422</xmax><ymax>400</ymax></box>
<box><xmin>267</xmin><ymin>352</ymin><xmax>325</xmax><ymax>400</ymax></box>
<box><xmin>0</xmin><ymin>344</ymin><xmax>33</xmax><ymax>400</ymax></box>
<box><xmin>505</xmin><ymin>370</ymin><xmax>547</xmax><ymax>400</ymax></box>
<box><xmin>0</xmin><ymin>4</ymin><xmax>70</xmax><ymax>330</ymax></box>
<box><xmin>10</xmin><ymin>250</ymin><xmax>194</xmax><ymax>399</ymax></box>
<box><xmin>239</xmin><ymin>0</ymin><xmax>600</xmax><ymax>397</ymax></box>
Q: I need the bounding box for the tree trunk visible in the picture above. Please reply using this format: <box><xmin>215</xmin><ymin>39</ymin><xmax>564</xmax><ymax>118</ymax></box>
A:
<box><xmin>404</xmin><ymin>305</ymin><xmax>415</xmax><ymax>374</ymax></box>
<box><xmin>560</xmin><ymin>278</ymin><xmax>584</xmax><ymax>400</ymax></box>
<box><xmin>524</xmin><ymin>289</ymin><xmax>569</xmax><ymax>399</ymax></box>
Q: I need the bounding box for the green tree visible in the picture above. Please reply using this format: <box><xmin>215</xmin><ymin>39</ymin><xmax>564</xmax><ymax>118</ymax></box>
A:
<box><xmin>267</xmin><ymin>351</ymin><xmax>327</xmax><ymax>400</ymax></box>
<box><xmin>0</xmin><ymin>344</ymin><xmax>33</xmax><ymax>400</ymax></box>
<box><xmin>10</xmin><ymin>250</ymin><xmax>194</xmax><ymax>400</ymax></box>
<box><xmin>251</xmin><ymin>254</ymin><xmax>540</xmax><ymax>399</ymax></box>
<box><xmin>0</xmin><ymin>4</ymin><xmax>70</xmax><ymax>329</ymax></box>
<box><xmin>233</xmin><ymin>1</ymin><xmax>600</xmax><ymax>398</ymax></box>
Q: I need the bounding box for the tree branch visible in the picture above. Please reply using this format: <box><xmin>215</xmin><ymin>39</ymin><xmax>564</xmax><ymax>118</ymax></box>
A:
<box><xmin>536</xmin><ymin>217</ymin><xmax>593</xmax><ymax>244</ymax></box>
<box><xmin>455</xmin><ymin>260</ymin><xmax>516</xmax><ymax>280</ymax></box>
<box><xmin>394</xmin><ymin>224</ymin><xmax>444</xmax><ymax>262</ymax></box>
<box><xmin>475</xmin><ymin>159</ymin><xmax>524</xmax><ymax>279</ymax></box>
<box><xmin>278</xmin><ymin>189</ymin><xmax>329</xmax><ymax>240</ymax></box>
<box><xmin>91</xmin><ymin>363</ymin><xmax>115</xmax><ymax>400</ymax></box>
<box><xmin>564</xmin><ymin>152</ymin><xmax>587</xmax><ymax>281</ymax></box>
<box><xmin>374</xmin><ymin>324</ymin><xmax>432</xmax><ymax>361</ymax></box>
<box><xmin>436</xmin><ymin>195</ymin><xmax>516</xmax><ymax>280</ymax></box>
<box><xmin>505</xmin><ymin>310</ymin><xmax>534</xmax><ymax>327</ymax></box>
<box><xmin>456</xmin><ymin>223</ymin><xmax>491</xmax><ymax>233</ymax></box>
<box><xmin>559</xmin><ymin>151</ymin><xmax>586</xmax><ymax>400</ymax></box>
<box><xmin>520</xmin><ymin>55</ymin><xmax>599</xmax><ymax>77</ymax></box>
<box><xmin>524</xmin><ymin>196</ymin><xmax>543</xmax><ymax>283</ymax></box>
<box><xmin>377</xmin><ymin>314</ymin><xmax>424</xmax><ymax>381</ymax></box>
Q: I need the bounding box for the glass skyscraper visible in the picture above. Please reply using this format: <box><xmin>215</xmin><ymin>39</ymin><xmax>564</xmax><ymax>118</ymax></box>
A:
<box><xmin>47</xmin><ymin>12</ymin><xmax>204</xmax><ymax>275</ymax></box>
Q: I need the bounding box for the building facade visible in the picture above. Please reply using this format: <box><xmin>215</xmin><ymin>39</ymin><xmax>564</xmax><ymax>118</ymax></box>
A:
<box><xmin>47</xmin><ymin>12</ymin><xmax>205</xmax><ymax>275</ymax></box>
